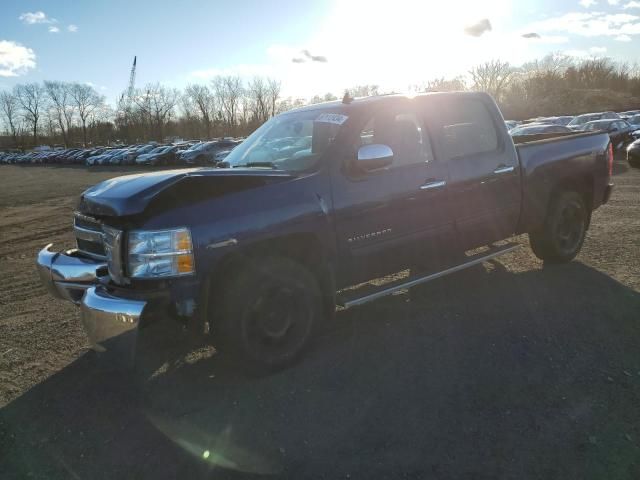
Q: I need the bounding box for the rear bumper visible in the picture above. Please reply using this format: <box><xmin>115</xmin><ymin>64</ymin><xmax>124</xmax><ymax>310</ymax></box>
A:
<box><xmin>36</xmin><ymin>244</ymin><xmax>147</xmax><ymax>355</ymax></box>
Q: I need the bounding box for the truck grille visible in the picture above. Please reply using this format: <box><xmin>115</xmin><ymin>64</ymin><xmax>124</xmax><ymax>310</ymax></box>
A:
<box><xmin>74</xmin><ymin>213</ymin><xmax>106</xmax><ymax>259</ymax></box>
<box><xmin>73</xmin><ymin>213</ymin><xmax>125</xmax><ymax>284</ymax></box>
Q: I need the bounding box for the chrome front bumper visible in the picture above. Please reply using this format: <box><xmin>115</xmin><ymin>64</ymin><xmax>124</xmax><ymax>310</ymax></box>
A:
<box><xmin>37</xmin><ymin>244</ymin><xmax>146</xmax><ymax>355</ymax></box>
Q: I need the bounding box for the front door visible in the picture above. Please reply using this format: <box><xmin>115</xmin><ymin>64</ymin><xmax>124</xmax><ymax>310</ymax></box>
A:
<box><xmin>331</xmin><ymin>100</ymin><xmax>453</xmax><ymax>286</ymax></box>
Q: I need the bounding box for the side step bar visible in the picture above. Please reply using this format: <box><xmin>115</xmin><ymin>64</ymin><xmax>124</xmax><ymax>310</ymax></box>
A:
<box><xmin>337</xmin><ymin>242</ymin><xmax>520</xmax><ymax>309</ymax></box>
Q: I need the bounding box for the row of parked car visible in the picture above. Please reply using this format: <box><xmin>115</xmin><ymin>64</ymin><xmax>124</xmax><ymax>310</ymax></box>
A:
<box><xmin>0</xmin><ymin>138</ymin><xmax>243</xmax><ymax>167</ymax></box>
<box><xmin>505</xmin><ymin>110</ymin><xmax>640</xmax><ymax>167</ymax></box>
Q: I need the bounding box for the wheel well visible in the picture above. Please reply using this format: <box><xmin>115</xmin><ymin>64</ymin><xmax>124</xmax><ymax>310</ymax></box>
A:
<box><xmin>548</xmin><ymin>174</ymin><xmax>594</xmax><ymax>213</ymax></box>
<box><xmin>204</xmin><ymin>233</ymin><xmax>335</xmax><ymax>325</ymax></box>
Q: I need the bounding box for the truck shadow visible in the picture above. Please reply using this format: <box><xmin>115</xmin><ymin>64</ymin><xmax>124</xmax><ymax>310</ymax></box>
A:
<box><xmin>2</xmin><ymin>260</ymin><xmax>640</xmax><ymax>479</ymax></box>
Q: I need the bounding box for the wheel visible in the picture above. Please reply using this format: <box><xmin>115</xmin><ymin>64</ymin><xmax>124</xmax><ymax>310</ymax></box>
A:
<box><xmin>215</xmin><ymin>256</ymin><xmax>322</xmax><ymax>374</ymax></box>
<box><xmin>529</xmin><ymin>191</ymin><xmax>590</xmax><ymax>264</ymax></box>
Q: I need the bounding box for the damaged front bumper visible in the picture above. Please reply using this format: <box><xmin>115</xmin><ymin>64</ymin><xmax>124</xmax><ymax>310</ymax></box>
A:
<box><xmin>36</xmin><ymin>244</ymin><xmax>146</xmax><ymax>356</ymax></box>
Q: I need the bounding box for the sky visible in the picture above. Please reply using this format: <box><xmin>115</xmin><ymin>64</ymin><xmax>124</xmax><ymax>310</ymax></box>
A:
<box><xmin>1</xmin><ymin>0</ymin><xmax>640</xmax><ymax>103</ymax></box>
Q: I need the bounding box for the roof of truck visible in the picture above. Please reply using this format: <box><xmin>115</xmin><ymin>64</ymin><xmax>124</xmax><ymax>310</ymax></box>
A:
<box><xmin>287</xmin><ymin>91</ymin><xmax>488</xmax><ymax>114</ymax></box>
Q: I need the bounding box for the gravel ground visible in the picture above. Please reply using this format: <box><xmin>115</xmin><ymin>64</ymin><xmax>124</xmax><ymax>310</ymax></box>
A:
<box><xmin>0</xmin><ymin>160</ymin><xmax>638</xmax><ymax>479</ymax></box>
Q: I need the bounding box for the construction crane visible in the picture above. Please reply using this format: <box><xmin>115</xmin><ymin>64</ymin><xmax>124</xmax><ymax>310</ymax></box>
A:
<box><xmin>127</xmin><ymin>56</ymin><xmax>137</xmax><ymax>103</ymax></box>
<box><xmin>118</xmin><ymin>56</ymin><xmax>137</xmax><ymax>111</ymax></box>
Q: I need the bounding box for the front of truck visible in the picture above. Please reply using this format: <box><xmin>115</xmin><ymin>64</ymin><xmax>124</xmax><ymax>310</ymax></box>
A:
<box><xmin>36</xmin><ymin>102</ymin><xmax>353</xmax><ymax>361</ymax></box>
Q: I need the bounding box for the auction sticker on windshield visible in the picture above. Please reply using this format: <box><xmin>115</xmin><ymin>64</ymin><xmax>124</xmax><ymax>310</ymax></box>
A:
<box><xmin>315</xmin><ymin>113</ymin><xmax>349</xmax><ymax>125</ymax></box>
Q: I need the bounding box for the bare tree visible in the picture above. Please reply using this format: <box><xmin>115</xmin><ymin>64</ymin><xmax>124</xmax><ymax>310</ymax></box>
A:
<box><xmin>134</xmin><ymin>83</ymin><xmax>179</xmax><ymax>141</ymax></box>
<box><xmin>469</xmin><ymin>60</ymin><xmax>514</xmax><ymax>102</ymax></box>
<box><xmin>0</xmin><ymin>90</ymin><xmax>20</xmax><ymax>147</ymax></box>
<box><xmin>15</xmin><ymin>83</ymin><xmax>45</xmax><ymax>146</ymax></box>
<box><xmin>212</xmin><ymin>75</ymin><xmax>243</xmax><ymax>134</ymax></box>
<box><xmin>44</xmin><ymin>81</ymin><xmax>75</xmax><ymax>146</ymax></box>
<box><xmin>267</xmin><ymin>78</ymin><xmax>282</xmax><ymax>117</ymax></box>
<box><xmin>184</xmin><ymin>84</ymin><xmax>216</xmax><ymax>138</ymax></box>
<box><xmin>70</xmin><ymin>83</ymin><xmax>103</xmax><ymax>146</ymax></box>
<box><xmin>247</xmin><ymin>76</ymin><xmax>269</xmax><ymax>123</ymax></box>
<box><xmin>413</xmin><ymin>77</ymin><xmax>467</xmax><ymax>92</ymax></box>
<box><xmin>346</xmin><ymin>85</ymin><xmax>380</xmax><ymax>97</ymax></box>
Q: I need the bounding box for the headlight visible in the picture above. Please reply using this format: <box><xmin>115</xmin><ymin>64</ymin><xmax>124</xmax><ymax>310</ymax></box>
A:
<box><xmin>127</xmin><ymin>228</ymin><xmax>195</xmax><ymax>278</ymax></box>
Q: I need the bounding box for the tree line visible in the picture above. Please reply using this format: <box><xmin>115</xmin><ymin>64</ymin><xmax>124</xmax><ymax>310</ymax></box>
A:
<box><xmin>1</xmin><ymin>54</ymin><xmax>640</xmax><ymax>150</ymax></box>
<box><xmin>426</xmin><ymin>54</ymin><xmax>640</xmax><ymax>119</ymax></box>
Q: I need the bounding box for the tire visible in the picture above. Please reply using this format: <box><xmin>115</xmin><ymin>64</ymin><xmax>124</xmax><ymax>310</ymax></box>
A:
<box><xmin>529</xmin><ymin>191</ymin><xmax>590</xmax><ymax>264</ymax></box>
<box><xmin>215</xmin><ymin>256</ymin><xmax>322</xmax><ymax>374</ymax></box>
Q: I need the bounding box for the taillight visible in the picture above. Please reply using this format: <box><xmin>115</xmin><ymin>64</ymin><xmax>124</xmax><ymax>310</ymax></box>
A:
<box><xmin>607</xmin><ymin>142</ymin><xmax>614</xmax><ymax>177</ymax></box>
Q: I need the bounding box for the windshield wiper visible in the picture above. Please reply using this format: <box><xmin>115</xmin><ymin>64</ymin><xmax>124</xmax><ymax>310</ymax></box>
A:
<box><xmin>233</xmin><ymin>161</ymin><xmax>280</xmax><ymax>169</ymax></box>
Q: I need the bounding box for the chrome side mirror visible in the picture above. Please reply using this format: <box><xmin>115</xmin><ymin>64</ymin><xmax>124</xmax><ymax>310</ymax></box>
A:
<box><xmin>357</xmin><ymin>144</ymin><xmax>394</xmax><ymax>170</ymax></box>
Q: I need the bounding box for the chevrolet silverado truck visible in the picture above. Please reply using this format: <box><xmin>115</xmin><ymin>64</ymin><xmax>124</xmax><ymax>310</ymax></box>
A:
<box><xmin>37</xmin><ymin>92</ymin><xmax>614</xmax><ymax>372</ymax></box>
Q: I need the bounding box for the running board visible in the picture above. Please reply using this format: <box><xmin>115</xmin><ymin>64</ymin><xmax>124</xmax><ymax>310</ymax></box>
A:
<box><xmin>337</xmin><ymin>242</ymin><xmax>520</xmax><ymax>309</ymax></box>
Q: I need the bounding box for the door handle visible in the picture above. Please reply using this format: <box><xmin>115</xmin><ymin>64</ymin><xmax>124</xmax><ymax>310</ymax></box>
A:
<box><xmin>420</xmin><ymin>180</ymin><xmax>447</xmax><ymax>190</ymax></box>
<box><xmin>493</xmin><ymin>165</ymin><xmax>515</xmax><ymax>174</ymax></box>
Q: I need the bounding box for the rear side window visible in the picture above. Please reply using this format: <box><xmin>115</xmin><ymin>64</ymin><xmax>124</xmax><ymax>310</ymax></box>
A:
<box><xmin>439</xmin><ymin>99</ymin><xmax>498</xmax><ymax>158</ymax></box>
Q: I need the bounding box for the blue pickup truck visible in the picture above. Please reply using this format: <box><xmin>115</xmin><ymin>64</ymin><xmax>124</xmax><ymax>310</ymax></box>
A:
<box><xmin>37</xmin><ymin>92</ymin><xmax>614</xmax><ymax>372</ymax></box>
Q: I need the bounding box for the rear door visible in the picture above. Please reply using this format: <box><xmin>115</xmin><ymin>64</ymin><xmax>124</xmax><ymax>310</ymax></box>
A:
<box><xmin>431</xmin><ymin>95</ymin><xmax>521</xmax><ymax>250</ymax></box>
<box><xmin>331</xmin><ymin>100</ymin><xmax>453</xmax><ymax>285</ymax></box>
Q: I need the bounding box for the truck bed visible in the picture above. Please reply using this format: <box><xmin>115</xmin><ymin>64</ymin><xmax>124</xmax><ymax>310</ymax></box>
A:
<box><xmin>514</xmin><ymin>129</ymin><xmax>612</xmax><ymax>234</ymax></box>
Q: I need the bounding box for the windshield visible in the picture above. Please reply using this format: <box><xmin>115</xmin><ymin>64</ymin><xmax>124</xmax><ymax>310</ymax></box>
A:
<box><xmin>584</xmin><ymin>122</ymin><xmax>610</xmax><ymax>131</ymax></box>
<box><xmin>224</xmin><ymin>109</ymin><xmax>346</xmax><ymax>171</ymax></box>
<box><xmin>511</xmin><ymin>124</ymin><xmax>547</xmax><ymax>135</ymax></box>
<box><xmin>148</xmin><ymin>146</ymin><xmax>166</xmax><ymax>154</ymax></box>
<box><xmin>569</xmin><ymin>115</ymin><xmax>599</xmax><ymax>126</ymax></box>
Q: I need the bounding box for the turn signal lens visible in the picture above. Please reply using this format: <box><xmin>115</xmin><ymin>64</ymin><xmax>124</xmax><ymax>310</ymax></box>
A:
<box><xmin>177</xmin><ymin>253</ymin><xmax>195</xmax><ymax>274</ymax></box>
<box><xmin>176</xmin><ymin>230</ymin><xmax>192</xmax><ymax>251</ymax></box>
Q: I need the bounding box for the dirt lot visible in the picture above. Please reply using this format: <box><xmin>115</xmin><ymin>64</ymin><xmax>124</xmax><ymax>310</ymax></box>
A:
<box><xmin>0</xmin><ymin>160</ymin><xmax>639</xmax><ymax>479</ymax></box>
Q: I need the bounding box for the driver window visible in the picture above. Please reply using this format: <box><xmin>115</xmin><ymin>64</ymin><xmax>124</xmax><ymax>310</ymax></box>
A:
<box><xmin>359</xmin><ymin>111</ymin><xmax>433</xmax><ymax>168</ymax></box>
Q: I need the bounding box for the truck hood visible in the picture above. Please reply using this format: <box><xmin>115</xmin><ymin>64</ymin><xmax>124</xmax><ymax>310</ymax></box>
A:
<box><xmin>78</xmin><ymin>168</ymin><xmax>295</xmax><ymax>217</ymax></box>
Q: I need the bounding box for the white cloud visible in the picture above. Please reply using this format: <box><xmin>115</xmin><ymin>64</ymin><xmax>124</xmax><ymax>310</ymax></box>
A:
<box><xmin>608</xmin><ymin>0</ymin><xmax>620</xmax><ymax>4</ymax></box>
<box><xmin>526</xmin><ymin>11</ymin><xmax>640</xmax><ymax>38</ymax></box>
<box><xmin>579</xmin><ymin>0</ymin><xmax>597</xmax><ymax>7</ymax></box>
<box><xmin>564</xmin><ymin>46</ymin><xmax>608</xmax><ymax>57</ymax></box>
<box><xmin>48</xmin><ymin>26</ymin><xmax>60</xmax><ymax>33</ymax></box>
<box><xmin>615</xmin><ymin>33</ymin><xmax>633</xmax><ymax>40</ymax></box>
<box><xmin>0</xmin><ymin>40</ymin><xmax>36</xmax><ymax>77</ymax></box>
<box><xmin>67</xmin><ymin>24</ymin><xmax>78</xmax><ymax>33</ymax></box>
<box><xmin>19</xmin><ymin>11</ymin><xmax>55</xmax><ymax>25</ymax></box>
<box><xmin>623</xmin><ymin>1</ymin><xmax>640</xmax><ymax>7</ymax></box>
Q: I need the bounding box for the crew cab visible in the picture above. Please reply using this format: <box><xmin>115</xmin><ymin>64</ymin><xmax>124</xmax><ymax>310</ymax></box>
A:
<box><xmin>37</xmin><ymin>92</ymin><xmax>614</xmax><ymax>372</ymax></box>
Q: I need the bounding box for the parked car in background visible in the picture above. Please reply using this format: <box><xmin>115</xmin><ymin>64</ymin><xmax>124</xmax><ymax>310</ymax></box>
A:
<box><xmin>626</xmin><ymin>138</ymin><xmax>640</xmax><ymax>167</ymax></box>
<box><xmin>620</xmin><ymin>110</ymin><xmax>640</xmax><ymax>120</ymax></box>
<box><xmin>122</xmin><ymin>144</ymin><xmax>154</xmax><ymax>165</ymax></box>
<box><xmin>509</xmin><ymin>123</ymin><xmax>573</xmax><ymax>136</ymax></box>
<box><xmin>135</xmin><ymin>145</ymin><xmax>177</xmax><ymax>165</ymax></box>
<box><xmin>567</xmin><ymin>112</ymin><xmax>620</xmax><ymax>131</ymax></box>
<box><xmin>626</xmin><ymin>114</ymin><xmax>640</xmax><ymax>128</ymax></box>
<box><xmin>582</xmin><ymin>119</ymin><xmax>634</xmax><ymax>149</ymax></box>
<box><xmin>177</xmin><ymin>140</ymin><xmax>238</xmax><ymax>164</ymax></box>
<box><xmin>538</xmin><ymin>116</ymin><xmax>574</xmax><ymax>126</ymax></box>
<box><xmin>108</xmin><ymin>148</ymin><xmax>132</xmax><ymax>165</ymax></box>
<box><xmin>175</xmin><ymin>141</ymin><xmax>210</xmax><ymax>164</ymax></box>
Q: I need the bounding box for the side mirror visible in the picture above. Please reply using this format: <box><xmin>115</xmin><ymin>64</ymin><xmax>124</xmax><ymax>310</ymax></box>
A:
<box><xmin>357</xmin><ymin>144</ymin><xmax>394</xmax><ymax>171</ymax></box>
<box><xmin>611</xmin><ymin>127</ymin><xmax>619</xmax><ymax>133</ymax></box>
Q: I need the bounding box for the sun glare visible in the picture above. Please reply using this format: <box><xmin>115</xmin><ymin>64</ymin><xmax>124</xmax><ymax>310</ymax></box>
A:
<box><xmin>280</xmin><ymin>0</ymin><xmax>515</xmax><ymax>96</ymax></box>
